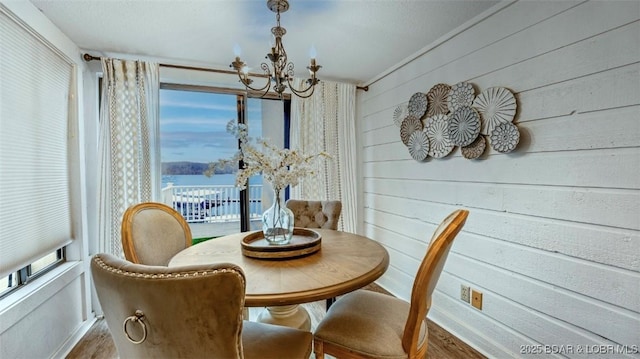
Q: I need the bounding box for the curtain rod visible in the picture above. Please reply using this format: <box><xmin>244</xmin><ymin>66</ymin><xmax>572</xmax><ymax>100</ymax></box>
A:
<box><xmin>83</xmin><ymin>54</ymin><xmax>369</xmax><ymax>91</ymax></box>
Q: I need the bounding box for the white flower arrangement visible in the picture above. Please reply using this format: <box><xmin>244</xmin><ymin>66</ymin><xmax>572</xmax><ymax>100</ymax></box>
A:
<box><xmin>206</xmin><ymin>120</ymin><xmax>329</xmax><ymax>192</ymax></box>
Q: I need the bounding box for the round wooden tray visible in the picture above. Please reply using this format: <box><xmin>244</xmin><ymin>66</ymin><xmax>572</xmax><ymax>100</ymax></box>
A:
<box><xmin>241</xmin><ymin>228</ymin><xmax>322</xmax><ymax>259</ymax></box>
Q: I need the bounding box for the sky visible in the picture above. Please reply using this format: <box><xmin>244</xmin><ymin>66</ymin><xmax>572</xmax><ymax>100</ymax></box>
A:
<box><xmin>159</xmin><ymin>89</ymin><xmax>263</xmax><ymax>164</ymax></box>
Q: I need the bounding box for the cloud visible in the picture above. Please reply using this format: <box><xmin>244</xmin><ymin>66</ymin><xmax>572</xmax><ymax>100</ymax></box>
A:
<box><xmin>160</xmin><ymin>98</ymin><xmax>260</xmax><ymax>114</ymax></box>
<box><xmin>158</xmin><ymin>88</ymin><xmax>269</xmax><ymax>163</ymax></box>
<box><xmin>161</xmin><ymin>131</ymin><xmax>238</xmax><ymax>163</ymax></box>
<box><xmin>161</xmin><ymin>115</ymin><xmax>233</xmax><ymax>128</ymax></box>
<box><xmin>161</xmin><ymin>131</ymin><xmax>232</xmax><ymax>147</ymax></box>
<box><xmin>160</xmin><ymin>98</ymin><xmax>237</xmax><ymax>112</ymax></box>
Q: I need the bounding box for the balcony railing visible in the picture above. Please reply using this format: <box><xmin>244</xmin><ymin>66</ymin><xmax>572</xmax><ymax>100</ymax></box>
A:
<box><xmin>161</xmin><ymin>183</ymin><xmax>263</xmax><ymax>223</ymax></box>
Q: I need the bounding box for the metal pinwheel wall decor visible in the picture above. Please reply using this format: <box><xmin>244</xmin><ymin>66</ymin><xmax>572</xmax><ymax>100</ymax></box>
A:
<box><xmin>394</xmin><ymin>82</ymin><xmax>519</xmax><ymax>161</ymax></box>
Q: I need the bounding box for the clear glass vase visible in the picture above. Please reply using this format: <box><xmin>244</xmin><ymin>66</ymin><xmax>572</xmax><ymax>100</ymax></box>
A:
<box><xmin>262</xmin><ymin>189</ymin><xmax>294</xmax><ymax>245</ymax></box>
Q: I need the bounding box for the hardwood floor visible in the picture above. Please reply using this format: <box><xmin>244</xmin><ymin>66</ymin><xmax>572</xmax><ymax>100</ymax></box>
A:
<box><xmin>67</xmin><ymin>284</ymin><xmax>485</xmax><ymax>359</ymax></box>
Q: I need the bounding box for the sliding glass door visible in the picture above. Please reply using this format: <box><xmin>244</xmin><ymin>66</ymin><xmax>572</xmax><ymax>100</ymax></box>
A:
<box><xmin>159</xmin><ymin>85</ymin><xmax>289</xmax><ymax>238</ymax></box>
<box><xmin>246</xmin><ymin>97</ymin><xmax>288</xmax><ymax>231</ymax></box>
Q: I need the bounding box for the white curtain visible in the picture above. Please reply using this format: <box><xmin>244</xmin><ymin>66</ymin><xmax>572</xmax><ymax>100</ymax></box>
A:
<box><xmin>290</xmin><ymin>80</ymin><xmax>357</xmax><ymax>232</ymax></box>
<box><xmin>98</xmin><ymin>58</ymin><xmax>160</xmax><ymax>257</ymax></box>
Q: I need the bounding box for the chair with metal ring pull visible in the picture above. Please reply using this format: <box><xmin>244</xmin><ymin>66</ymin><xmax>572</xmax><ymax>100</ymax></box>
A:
<box><xmin>121</xmin><ymin>202</ymin><xmax>192</xmax><ymax>266</ymax></box>
<box><xmin>313</xmin><ymin>209</ymin><xmax>469</xmax><ymax>359</ymax></box>
<box><xmin>91</xmin><ymin>253</ymin><xmax>312</xmax><ymax>359</ymax></box>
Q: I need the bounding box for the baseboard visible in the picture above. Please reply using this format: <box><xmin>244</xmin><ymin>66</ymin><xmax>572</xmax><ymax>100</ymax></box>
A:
<box><xmin>53</xmin><ymin>315</ymin><xmax>97</xmax><ymax>358</ymax></box>
<box><xmin>429</xmin><ymin>305</ymin><xmax>507</xmax><ymax>359</ymax></box>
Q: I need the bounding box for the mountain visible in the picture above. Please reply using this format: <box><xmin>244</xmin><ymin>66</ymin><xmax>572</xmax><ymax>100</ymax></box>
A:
<box><xmin>162</xmin><ymin>161</ymin><xmax>235</xmax><ymax>175</ymax></box>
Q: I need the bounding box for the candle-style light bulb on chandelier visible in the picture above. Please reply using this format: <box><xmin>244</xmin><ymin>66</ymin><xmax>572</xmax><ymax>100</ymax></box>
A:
<box><xmin>231</xmin><ymin>0</ymin><xmax>321</xmax><ymax>99</ymax></box>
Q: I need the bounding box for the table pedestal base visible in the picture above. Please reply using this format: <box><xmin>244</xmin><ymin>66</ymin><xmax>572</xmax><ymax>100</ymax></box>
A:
<box><xmin>256</xmin><ymin>305</ymin><xmax>311</xmax><ymax>331</ymax></box>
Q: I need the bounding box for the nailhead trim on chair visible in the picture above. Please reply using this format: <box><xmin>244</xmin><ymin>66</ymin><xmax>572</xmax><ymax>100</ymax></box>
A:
<box><xmin>94</xmin><ymin>255</ymin><xmax>247</xmax><ymax>357</ymax></box>
<box><xmin>93</xmin><ymin>257</ymin><xmax>245</xmax><ymax>285</ymax></box>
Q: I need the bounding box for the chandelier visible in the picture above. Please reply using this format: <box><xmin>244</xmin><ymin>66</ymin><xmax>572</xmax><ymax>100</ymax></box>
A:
<box><xmin>230</xmin><ymin>0</ymin><xmax>321</xmax><ymax>99</ymax></box>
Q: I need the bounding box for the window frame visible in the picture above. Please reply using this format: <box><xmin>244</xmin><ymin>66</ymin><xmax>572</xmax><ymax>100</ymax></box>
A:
<box><xmin>0</xmin><ymin>247</ymin><xmax>66</xmax><ymax>299</ymax></box>
<box><xmin>158</xmin><ymin>83</ymin><xmax>291</xmax><ymax>232</ymax></box>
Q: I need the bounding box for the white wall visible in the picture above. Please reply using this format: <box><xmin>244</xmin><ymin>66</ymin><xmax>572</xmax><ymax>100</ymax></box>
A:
<box><xmin>0</xmin><ymin>1</ymin><xmax>93</xmax><ymax>358</ymax></box>
<box><xmin>358</xmin><ymin>1</ymin><xmax>640</xmax><ymax>357</ymax></box>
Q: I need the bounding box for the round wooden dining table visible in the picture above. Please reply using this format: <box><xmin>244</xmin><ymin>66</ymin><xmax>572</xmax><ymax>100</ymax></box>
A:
<box><xmin>169</xmin><ymin>228</ymin><xmax>389</xmax><ymax>330</ymax></box>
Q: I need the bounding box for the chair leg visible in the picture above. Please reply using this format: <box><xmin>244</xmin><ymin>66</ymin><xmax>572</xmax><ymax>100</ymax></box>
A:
<box><xmin>314</xmin><ymin>338</ymin><xmax>325</xmax><ymax>359</ymax></box>
<box><xmin>326</xmin><ymin>297</ymin><xmax>336</xmax><ymax>310</ymax></box>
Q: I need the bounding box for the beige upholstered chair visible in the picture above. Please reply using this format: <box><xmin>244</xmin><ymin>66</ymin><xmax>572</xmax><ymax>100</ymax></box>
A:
<box><xmin>286</xmin><ymin>199</ymin><xmax>342</xmax><ymax>309</ymax></box>
<box><xmin>121</xmin><ymin>202</ymin><xmax>192</xmax><ymax>266</ymax></box>
<box><xmin>286</xmin><ymin>199</ymin><xmax>342</xmax><ymax>230</ymax></box>
<box><xmin>91</xmin><ymin>253</ymin><xmax>312</xmax><ymax>359</ymax></box>
<box><xmin>313</xmin><ymin>209</ymin><xmax>469</xmax><ymax>359</ymax></box>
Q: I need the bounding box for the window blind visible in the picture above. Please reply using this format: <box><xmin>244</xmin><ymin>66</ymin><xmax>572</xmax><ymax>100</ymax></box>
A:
<box><xmin>0</xmin><ymin>8</ymin><xmax>74</xmax><ymax>279</ymax></box>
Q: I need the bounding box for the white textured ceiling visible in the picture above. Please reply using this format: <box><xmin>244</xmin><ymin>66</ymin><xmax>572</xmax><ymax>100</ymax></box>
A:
<box><xmin>29</xmin><ymin>0</ymin><xmax>499</xmax><ymax>85</ymax></box>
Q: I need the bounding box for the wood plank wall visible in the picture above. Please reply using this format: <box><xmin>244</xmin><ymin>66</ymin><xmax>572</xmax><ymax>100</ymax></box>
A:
<box><xmin>357</xmin><ymin>1</ymin><xmax>640</xmax><ymax>357</ymax></box>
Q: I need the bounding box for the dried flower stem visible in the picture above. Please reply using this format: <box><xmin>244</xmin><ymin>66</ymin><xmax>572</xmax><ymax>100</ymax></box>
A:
<box><xmin>206</xmin><ymin>120</ymin><xmax>330</xmax><ymax>192</ymax></box>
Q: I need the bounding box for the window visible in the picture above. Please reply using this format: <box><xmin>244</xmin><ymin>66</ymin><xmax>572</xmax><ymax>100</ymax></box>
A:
<box><xmin>158</xmin><ymin>84</ymin><xmax>289</xmax><ymax>236</ymax></box>
<box><xmin>0</xmin><ymin>7</ymin><xmax>72</xmax><ymax>295</ymax></box>
<box><xmin>0</xmin><ymin>249</ymin><xmax>65</xmax><ymax>298</ymax></box>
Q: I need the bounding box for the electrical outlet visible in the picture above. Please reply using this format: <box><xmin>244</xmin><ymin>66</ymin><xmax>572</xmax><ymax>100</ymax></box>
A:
<box><xmin>471</xmin><ymin>290</ymin><xmax>483</xmax><ymax>310</ymax></box>
<box><xmin>460</xmin><ymin>285</ymin><xmax>470</xmax><ymax>303</ymax></box>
